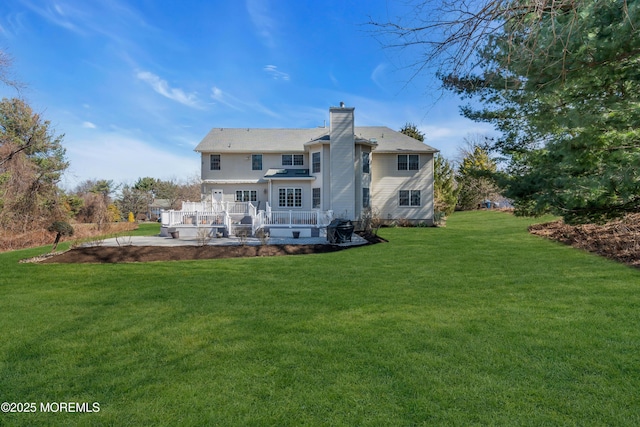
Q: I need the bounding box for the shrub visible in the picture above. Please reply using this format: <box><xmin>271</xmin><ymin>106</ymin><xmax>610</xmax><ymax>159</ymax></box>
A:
<box><xmin>47</xmin><ymin>221</ymin><xmax>74</xmax><ymax>251</ymax></box>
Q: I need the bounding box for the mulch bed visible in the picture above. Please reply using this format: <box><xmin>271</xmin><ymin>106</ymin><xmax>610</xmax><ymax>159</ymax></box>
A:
<box><xmin>35</xmin><ymin>233</ymin><xmax>387</xmax><ymax>264</ymax></box>
<box><xmin>529</xmin><ymin>213</ymin><xmax>640</xmax><ymax>268</ymax></box>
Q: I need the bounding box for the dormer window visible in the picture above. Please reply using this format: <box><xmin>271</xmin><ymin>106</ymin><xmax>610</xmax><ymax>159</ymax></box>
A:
<box><xmin>282</xmin><ymin>154</ymin><xmax>304</xmax><ymax>166</ymax></box>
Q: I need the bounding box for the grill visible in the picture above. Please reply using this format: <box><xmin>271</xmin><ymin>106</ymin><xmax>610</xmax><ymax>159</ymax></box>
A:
<box><xmin>327</xmin><ymin>219</ymin><xmax>354</xmax><ymax>244</ymax></box>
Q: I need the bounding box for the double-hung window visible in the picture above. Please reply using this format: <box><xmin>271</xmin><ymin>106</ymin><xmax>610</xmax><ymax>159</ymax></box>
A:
<box><xmin>252</xmin><ymin>154</ymin><xmax>262</xmax><ymax>171</ymax></box>
<box><xmin>210</xmin><ymin>154</ymin><xmax>221</xmax><ymax>170</ymax></box>
<box><xmin>362</xmin><ymin>152</ymin><xmax>370</xmax><ymax>173</ymax></box>
<box><xmin>399</xmin><ymin>190</ymin><xmax>421</xmax><ymax>207</ymax></box>
<box><xmin>312</xmin><ymin>152</ymin><xmax>321</xmax><ymax>173</ymax></box>
<box><xmin>279</xmin><ymin>188</ymin><xmax>302</xmax><ymax>208</ymax></box>
<box><xmin>282</xmin><ymin>154</ymin><xmax>304</xmax><ymax>166</ymax></box>
<box><xmin>363</xmin><ymin>188</ymin><xmax>370</xmax><ymax>208</ymax></box>
<box><xmin>312</xmin><ymin>188</ymin><xmax>321</xmax><ymax>209</ymax></box>
<box><xmin>397</xmin><ymin>154</ymin><xmax>419</xmax><ymax>171</ymax></box>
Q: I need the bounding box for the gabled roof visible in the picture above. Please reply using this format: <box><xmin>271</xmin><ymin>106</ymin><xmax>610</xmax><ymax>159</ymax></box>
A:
<box><xmin>195</xmin><ymin>128</ymin><xmax>328</xmax><ymax>153</ymax></box>
<box><xmin>354</xmin><ymin>127</ymin><xmax>438</xmax><ymax>153</ymax></box>
<box><xmin>194</xmin><ymin>126</ymin><xmax>438</xmax><ymax>154</ymax></box>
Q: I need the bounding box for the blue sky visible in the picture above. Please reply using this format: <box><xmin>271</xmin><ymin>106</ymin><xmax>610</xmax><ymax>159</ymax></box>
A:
<box><xmin>0</xmin><ymin>0</ymin><xmax>493</xmax><ymax>189</ymax></box>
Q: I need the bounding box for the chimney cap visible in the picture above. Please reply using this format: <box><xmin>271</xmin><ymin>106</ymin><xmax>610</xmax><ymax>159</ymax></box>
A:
<box><xmin>340</xmin><ymin>101</ymin><xmax>345</xmax><ymax>108</ymax></box>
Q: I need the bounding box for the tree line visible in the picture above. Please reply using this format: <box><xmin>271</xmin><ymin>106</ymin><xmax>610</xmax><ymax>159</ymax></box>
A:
<box><xmin>0</xmin><ymin>50</ymin><xmax>198</xmax><ymax>239</ymax></box>
<box><xmin>66</xmin><ymin>176</ymin><xmax>200</xmax><ymax>227</ymax></box>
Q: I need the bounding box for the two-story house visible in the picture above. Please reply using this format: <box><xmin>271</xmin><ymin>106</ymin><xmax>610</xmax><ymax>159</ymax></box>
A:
<box><xmin>162</xmin><ymin>103</ymin><xmax>438</xmax><ymax>238</ymax></box>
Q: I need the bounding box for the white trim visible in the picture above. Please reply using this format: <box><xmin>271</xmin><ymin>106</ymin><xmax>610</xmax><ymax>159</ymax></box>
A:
<box><xmin>265</xmin><ymin>177</ymin><xmax>315</xmax><ymax>181</ymax></box>
<box><xmin>203</xmin><ymin>179</ymin><xmax>264</xmax><ymax>184</ymax></box>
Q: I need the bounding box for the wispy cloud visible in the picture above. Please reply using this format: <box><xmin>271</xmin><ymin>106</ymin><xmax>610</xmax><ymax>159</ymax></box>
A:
<box><xmin>370</xmin><ymin>63</ymin><xmax>389</xmax><ymax>91</ymax></box>
<box><xmin>137</xmin><ymin>71</ymin><xmax>200</xmax><ymax>108</ymax></box>
<box><xmin>211</xmin><ymin>86</ymin><xmax>280</xmax><ymax>118</ymax></box>
<box><xmin>211</xmin><ymin>86</ymin><xmax>243</xmax><ymax>111</ymax></box>
<box><xmin>18</xmin><ymin>0</ymin><xmax>155</xmax><ymax>51</ymax></box>
<box><xmin>263</xmin><ymin>65</ymin><xmax>290</xmax><ymax>81</ymax></box>
<box><xmin>329</xmin><ymin>71</ymin><xmax>339</xmax><ymax>87</ymax></box>
<box><xmin>246</xmin><ymin>0</ymin><xmax>277</xmax><ymax>48</ymax></box>
<box><xmin>0</xmin><ymin>12</ymin><xmax>26</xmax><ymax>39</ymax></box>
<box><xmin>82</xmin><ymin>121</ymin><xmax>96</xmax><ymax>129</ymax></box>
<box><xmin>21</xmin><ymin>0</ymin><xmax>87</xmax><ymax>34</ymax></box>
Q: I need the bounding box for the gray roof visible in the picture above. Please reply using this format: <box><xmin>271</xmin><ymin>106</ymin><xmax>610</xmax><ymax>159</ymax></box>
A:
<box><xmin>195</xmin><ymin>126</ymin><xmax>438</xmax><ymax>154</ymax></box>
<box><xmin>195</xmin><ymin>128</ymin><xmax>328</xmax><ymax>153</ymax></box>
<box><xmin>354</xmin><ymin>126</ymin><xmax>438</xmax><ymax>153</ymax></box>
<box><xmin>264</xmin><ymin>168</ymin><xmax>312</xmax><ymax>179</ymax></box>
<box><xmin>149</xmin><ymin>198</ymin><xmax>172</xmax><ymax>209</ymax></box>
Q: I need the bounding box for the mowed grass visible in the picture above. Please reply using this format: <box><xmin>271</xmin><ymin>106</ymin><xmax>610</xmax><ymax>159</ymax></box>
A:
<box><xmin>1</xmin><ymin>212</ymin><xmax>639</xmax><ymax>426</ymax></box>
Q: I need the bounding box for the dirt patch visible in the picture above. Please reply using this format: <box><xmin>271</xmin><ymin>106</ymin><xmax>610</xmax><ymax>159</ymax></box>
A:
<box><xmin>37</xmin><ymin>233</ymin><xmax>387</xmax><ymax>264</ymax></box>
<box><xmin>529</xmin><ymin>213</ymin><xmax>640</xmax><ymax>268</ymax></box>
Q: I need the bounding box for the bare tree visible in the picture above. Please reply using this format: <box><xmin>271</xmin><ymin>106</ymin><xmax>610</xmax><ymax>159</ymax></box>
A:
<box><xmin>368</xmin><ymin>0</ymin><xmax>593</xmax><ymax>81</ymax></box>
<box><xmin>156</xmin><ymin>174</ymin><xmax>202</xmax><ymax>209</ymax></box>
<box><xmin>0</xmin><ymin>49</ymin><xmax>22</xmax><ymax>90</ymax></box>
<box><xmin>73</xmin><ymin>179</ymin><xmax>117</xmax><ymax>228</ymax></box>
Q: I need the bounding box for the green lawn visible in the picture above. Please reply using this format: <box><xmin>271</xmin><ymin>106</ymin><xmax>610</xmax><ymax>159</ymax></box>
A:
<box><xmin>1</xmin><ymin>212</ymin><xmax>639</xmax><ymax>426</ymax></box>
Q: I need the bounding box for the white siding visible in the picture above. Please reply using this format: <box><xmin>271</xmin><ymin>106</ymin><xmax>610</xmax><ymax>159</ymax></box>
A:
<box><xmin>202</xmin><ymin>183</ymin><xmax>268</xmax><ymax>207</ymax></box>
<box><xmin>201</xmin><ymin>152</ymin><xmax>308</xmax><ymax>181</ymax></box>
<box><xmin>371</xmin><ymin>152</ymin><xmax>434</xmax><ymax>223</ymax></box>
<box><xmin>322</xmin><ymin>144</ymin><xmax>331</xmax><ymax>209</ymax></box>
<box><xmin>354</xmin><ymin>145</ymin><xmax>372</xmax><ymax>219</ymax></box>
<box><xmin>271</xmin><ymin>182</ymin><xmax>313</xmax><ymax>210</ymax></box>
<box><xmin>329</xmin><ymin>107</ymin><xmax>355</xmax><ymax>219</ymax></box>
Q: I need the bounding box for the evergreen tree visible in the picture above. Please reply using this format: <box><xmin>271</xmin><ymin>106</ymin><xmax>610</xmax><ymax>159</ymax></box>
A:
<box><xmin>433</xmin><ymin>154</ymin><xmax>458</xmax><ymax>219</ymax></box>
<box><xmin>0</xmin><ymin>98</ymin><xmax>68</xmax><ymax>231</ymax></box>
<box><xmin>373</xmin><ymin>0</ymin><xmax>640</xmax><ymax>224</ymax></box>
<box><xmin>456</xmin><ymin>141</ymin><xmax>501</xmax><ymax>210</ymax></box>
<box><xmin>442</xmin><ymin>0</ymin><xmax>640</xmax><ymax>223</ymax></box>
<box><xmin>399</xmin><ymin>123</ymin><xmax>424</xmax><ymax>142</ymax></box>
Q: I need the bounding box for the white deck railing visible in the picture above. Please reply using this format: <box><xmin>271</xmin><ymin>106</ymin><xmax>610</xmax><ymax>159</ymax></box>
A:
<box><xmin>162</xmin><ymin>210</ymin><xmax>225</xmax><ymax>226</ymax></box>
<box><xmin>162</xmin><ymin>201</ymin><xmax>334</xmax><ymax>232</ymax></box>
<box><xmin>264</xmin><ymin>210</ymin><xmax>321</xmax><ymax>226</ymax></box>
<box><xmin>181</xmin><ymin>201</ymin><xmax>251</xmax><ymax>214</ymax></box>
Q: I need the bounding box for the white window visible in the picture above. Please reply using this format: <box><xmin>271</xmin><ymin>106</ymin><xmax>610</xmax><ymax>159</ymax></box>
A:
<box><xmin>252</xmin><ymin>154</ymin><xmax>262</xmax><ymax>171</ymax></box>
<box><xmin>362</xmin><ymin>152</ymin><xmax>370</xmax><ymax>173</ymax></box>
<box><xmin>312</xmin><ymin>152</ymin><xmax>321</xmax><ymax>173</ymax></box>
<box><xmin>282</xmin><ymin>154</ymin><xmax>304</xmax><ymax>166</ymax></box>
<box><xmin>235</xmin><ymin>190</ymin><xmax>257</xmax><ymax>202</ymax></box>
<box><xmin>399</xmin><ymin>190</ymin><xmax>421</xmax><ymax>207</ymax></box>
<box><xmin>278</xmin><ymin>188</ymin><xmax>302</xmax><ymax>207</ymax></box>
<box><xmin>312</xmin><ymin>188</ymin><xmax>321</xmax><ymax>209</ymax></box>
<box><xmin>210</xmin><ymin>154</ymin><xmax>221</xmax><ymax>170</ymax></box>
<box><xmin>398</xmin><ymin>154</ymin><xmax>419</xmax><ymax>171</ymax></box>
